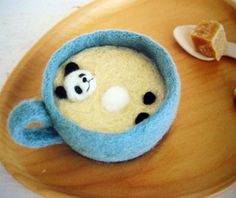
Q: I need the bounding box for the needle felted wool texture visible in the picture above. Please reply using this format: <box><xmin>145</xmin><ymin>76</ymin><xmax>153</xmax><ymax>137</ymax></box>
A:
<box><xmin>102</xmin><ymin>86</ymin><xmax>130</xmax><ymax>113</ymax></box>
<box><xmin>54</xmin><ymin>46</ymin><xmax>165</xmax><ymax>133</ymax></box>
<box><xmin>8</xmin><ymin>100</ymin><xmax>64</xmax><ymax>147</ymax></box>
<box><xmin>8</xmin><ymin>30</ymin><xmax>180</xmax><ymax>162</ymax></box>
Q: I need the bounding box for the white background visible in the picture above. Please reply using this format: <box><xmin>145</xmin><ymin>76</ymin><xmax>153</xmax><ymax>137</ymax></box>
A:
<box><xmin>0</xmin><ymin>0</ymin><xmax>235</xmax><ymax>197</ymax></box>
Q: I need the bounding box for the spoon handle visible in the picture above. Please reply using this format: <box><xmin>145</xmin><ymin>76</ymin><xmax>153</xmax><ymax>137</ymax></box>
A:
<box><xmin>225</xmin><ymin>42</ymin><xmax>236</xmax><ymax>59</ymax></box>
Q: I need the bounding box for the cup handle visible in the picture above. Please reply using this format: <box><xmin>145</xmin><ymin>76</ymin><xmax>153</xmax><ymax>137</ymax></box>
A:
<box><xmin>8</xmin><ymin>99</ymin><xmax>64</xmax><ymax>147</ymax></box>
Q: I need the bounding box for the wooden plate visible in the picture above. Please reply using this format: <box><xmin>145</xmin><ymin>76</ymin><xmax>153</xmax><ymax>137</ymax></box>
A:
<box><xmin>0</xmin><ymin>0</ymin><xmax>236</xmax><ymax>197</ymax></box>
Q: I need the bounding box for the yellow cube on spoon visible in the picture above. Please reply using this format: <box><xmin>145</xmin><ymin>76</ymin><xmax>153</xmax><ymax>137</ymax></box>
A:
<box><xmin>191</xmin><ymin>20</ymin><xmax>227</xmax><ymax>61</ymax></box>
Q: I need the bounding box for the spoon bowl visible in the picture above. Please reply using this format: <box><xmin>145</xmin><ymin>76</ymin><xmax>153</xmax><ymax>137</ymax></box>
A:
<box><xmin>173</xmin><ymin>25</ymin><xmax>236</xmax><ymax>61</ymax></box>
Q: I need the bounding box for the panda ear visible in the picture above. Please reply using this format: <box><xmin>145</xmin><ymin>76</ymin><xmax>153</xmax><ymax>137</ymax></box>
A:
<box><xmin>64</xmin><ymin>62</ymin><xmax>79</xmax><ymax>76</ymax></box>
<box><xmin>55</xmin><ymin>86</ymin><xmax>67</xmax><ymax>99</ymax></box>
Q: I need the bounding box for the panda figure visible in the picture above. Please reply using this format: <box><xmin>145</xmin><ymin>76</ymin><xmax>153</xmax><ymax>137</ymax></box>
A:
<box><xmin>55</xmin><ymin>62</ymin><xmax>96</xmax><ymax>102</ymax></box>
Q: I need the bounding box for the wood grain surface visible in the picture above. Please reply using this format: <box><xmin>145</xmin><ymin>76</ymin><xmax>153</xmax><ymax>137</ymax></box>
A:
<box><xmin>0</xmin><ymin>0</ymin><xmax>236</xmax><ymax>197</ymax></box>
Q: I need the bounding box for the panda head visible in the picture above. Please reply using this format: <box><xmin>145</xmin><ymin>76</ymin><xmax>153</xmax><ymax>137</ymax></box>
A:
<box><xmin>55</xmin><ymin>62</ymin><xmax>96</xmax><ymax>102</ymax></box>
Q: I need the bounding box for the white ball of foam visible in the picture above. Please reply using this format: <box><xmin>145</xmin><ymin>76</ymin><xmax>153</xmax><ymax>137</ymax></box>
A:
<box><xmin>102</xmin><ymin>86</ymin><xmax>130</xmax><ymax>112</ymax></box>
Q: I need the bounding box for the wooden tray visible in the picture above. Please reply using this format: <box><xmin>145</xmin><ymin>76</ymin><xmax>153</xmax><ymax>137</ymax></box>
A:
<box><xmin>0</xmin><ymin>0</ymin><xmax>236</xmax><ymax>197</ymax></box>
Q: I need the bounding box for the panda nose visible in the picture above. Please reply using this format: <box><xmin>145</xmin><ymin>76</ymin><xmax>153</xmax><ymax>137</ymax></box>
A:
<box><xmin>74</xmin><ymin>86</ymin><xmax>83</xmax><ymax>94</ymax></box>
<box><xmin>82</xmin><ymin>77</ymin><xmax>87</xmax><ymax>83</ymax></box>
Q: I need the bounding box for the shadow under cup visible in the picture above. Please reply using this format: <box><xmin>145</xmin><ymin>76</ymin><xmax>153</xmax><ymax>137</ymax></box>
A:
<box><xmin>8</xmin><ymin>30</ymin><xmax>180</xmax><ymax>163</ymax></box>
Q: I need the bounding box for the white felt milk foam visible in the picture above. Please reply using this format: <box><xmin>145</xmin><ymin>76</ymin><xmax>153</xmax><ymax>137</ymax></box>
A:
<box><xmin>102</xmin><ymin>86</ymin><xmax>130</xmax><ymax>112</ymax></box>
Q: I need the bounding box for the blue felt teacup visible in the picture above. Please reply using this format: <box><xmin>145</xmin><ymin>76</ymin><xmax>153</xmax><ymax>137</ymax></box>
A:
<box><xmin>8</xmin><ymin>30</ymin><xmax>180</xmax><ymax>162</ymax></box>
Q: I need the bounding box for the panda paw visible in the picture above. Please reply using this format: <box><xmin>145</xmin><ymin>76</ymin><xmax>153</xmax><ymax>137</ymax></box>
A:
<box><xmin>55</xmin><ymin>86</ymin><xmax>67</xmax><ymax>99</ymax></box>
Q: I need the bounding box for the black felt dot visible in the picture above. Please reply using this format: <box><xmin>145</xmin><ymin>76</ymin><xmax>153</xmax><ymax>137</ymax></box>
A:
<box><xmin>55</xmin><ymin>86</ymin><xmax>67</xmax><ymax>99</ymax></box>
<box><xmin>74</xmin><ymin>86</ymin><xmax>82</xmax><ymax>94</ymax></box>
<box><xmin>82</xmin><ymin>77</ymin><xmax>87</xmax><ymax>82</ymax></box>
<box><xmin>135</xmin><ymin>112</ymin><xmax>150</xmax><ymax>124</ymax></box>
<box><xmin>143</xmin><ymin>91</ymin><xmax>156</xmax><ymax>105</ymax></box>
<box><xmin>64</xmin><ymin>62</ymin><xmax>79</xmax><ymax>76</ymax></box>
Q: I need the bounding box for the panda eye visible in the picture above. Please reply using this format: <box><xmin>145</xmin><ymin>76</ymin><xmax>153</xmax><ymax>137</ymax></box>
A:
<box><xmin>74</xmin><ymin>86</ymin><xmax>82</xmax><ymax>94</ymax></box>
<box><xmin>79</xmin><ymin>73</ymin><xmax>85</xmax><ymax>78</ymax></box>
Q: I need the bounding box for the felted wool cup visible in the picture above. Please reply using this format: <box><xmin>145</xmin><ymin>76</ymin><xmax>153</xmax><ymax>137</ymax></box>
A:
<box><xmin>8</xmin><ymin>30</ymin><xmax>181</xmax><ymax>163</ymax></box>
